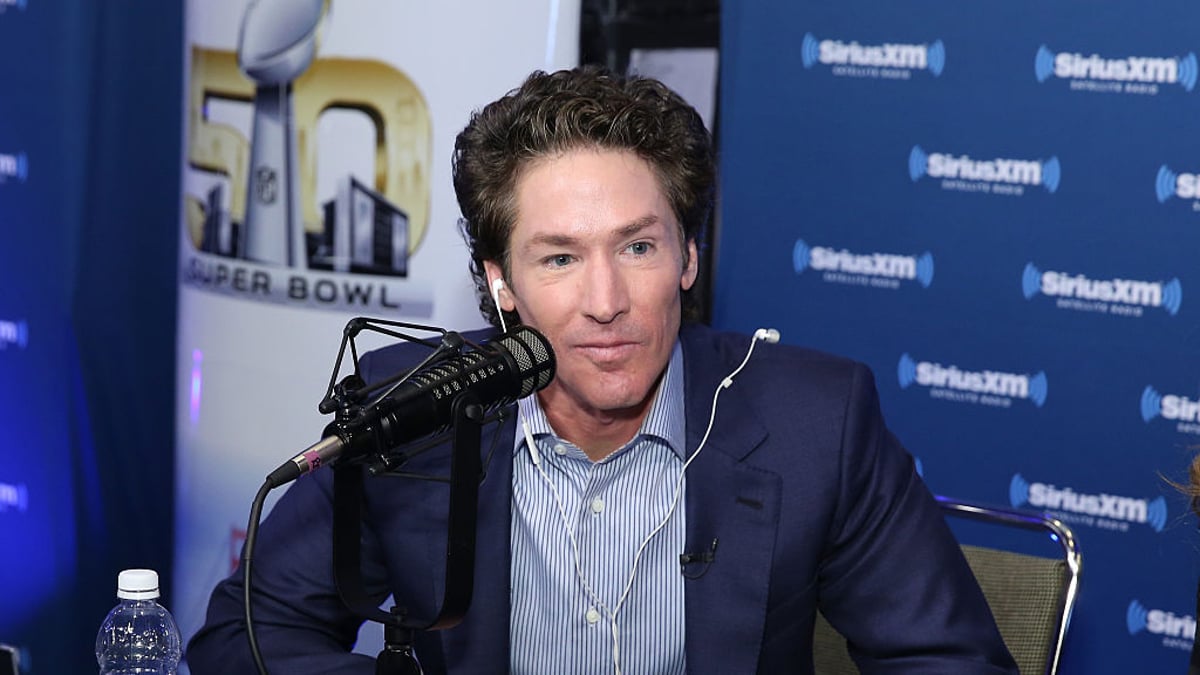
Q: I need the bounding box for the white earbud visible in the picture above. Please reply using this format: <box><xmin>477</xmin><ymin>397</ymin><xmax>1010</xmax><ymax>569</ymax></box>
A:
<box><xmin>491</xmin><ymin>277</ymin><xmax>508</xmax><ymax>333</ymax></box>
<box><xmin>524</xmin><ymin>322</ymin><xmax>777</xmax><ymax>675</ymax></box>
<box><xmin>754</xmin><ymin>327</ymin><xmax>781</xmax><ymax>344</ymax></box>
<box><xmin>497</xmin><ymin>275</ymin><xmax>540</xmax><ymax>467</ymax></box>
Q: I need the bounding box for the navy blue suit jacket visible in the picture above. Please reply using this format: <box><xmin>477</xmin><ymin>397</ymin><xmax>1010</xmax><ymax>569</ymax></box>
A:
<box><xmin>188</xmin><ymin>323</ymin><xmax>1016</xmax><ymax>673</ymax></box>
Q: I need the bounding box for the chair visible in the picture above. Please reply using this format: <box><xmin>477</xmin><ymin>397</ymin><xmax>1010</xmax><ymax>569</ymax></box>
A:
<box><xmin>812</xmin><ymin>496</ymin><xmax>1081</xmax><ymax>675</ymax></box>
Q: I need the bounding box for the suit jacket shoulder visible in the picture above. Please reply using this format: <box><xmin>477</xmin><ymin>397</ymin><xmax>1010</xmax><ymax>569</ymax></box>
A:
<box><xmin>676</xmin><ymin>323</ymin><xmax>1016</xmax><ymax>674</ymax></box>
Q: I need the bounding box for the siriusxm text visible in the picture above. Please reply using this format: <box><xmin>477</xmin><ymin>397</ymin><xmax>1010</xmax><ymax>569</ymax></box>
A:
<box><xmin>1172</xmin><ymin>172</ymin><xmax>1200</xmax><ymax>199</ymax></box>
<box><xmin>916</xmin><ymin>362</ymin><xmax>1028</xmax><ymax>398</ymax></box>
<box><xmin>1146</xmin><ymin>610</ymin><xmax>1197</xmax><ymax>639</ymax></box>
<box><xmin>808</xmin><ymin>247</ymin><xmax>916</xmax><ymax>279</ymax></box>
<box><xmin>1027</xmin><ymin>482</ymin><xmax>1149</xmax><ymax>523</ymax></box>
<box><xmin>1158</xmin><ymin>395</ymin><xmax>1200</xmax><ymax>422</ymax></box>
<box><xmin>925</xmin><ymin>154</ymin><xmax>1041</xmax><ymax>185</ymax></box>
<box><xmin>0</xmin><ymin>482</ymin><xmax>25</xmax><ymax>512</ymax></box>
<box><xmin>1041</xmin><ymin>272</ymin><xmax>1163</xmax><ymax>307</ymax></box>
<box><xmin>819</xmin><ymin>40</ymin><xmax>927</xmax><ymax>69</ymax></box>
<box><xmin>0</xmin><ymin>319</ymin><xmax>23</xmax><ymax>348</ymax></box>
<box><xmin>1055</xmin><ymin>53</ymin><xmax>1179</xmax><ymax>83</ymax></box>
<box><xmin>0</xmin><ymin>153</ymin><xmax>19</xmax><ymax>177</ymax></box>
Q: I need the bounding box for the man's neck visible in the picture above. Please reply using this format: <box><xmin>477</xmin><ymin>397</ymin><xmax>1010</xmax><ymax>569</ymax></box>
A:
<box><xmin>538</xmin><ymin>380</ymin><xmax>664</xmax><ymax>462</ymax></box>
<box><xmin>542</xmin><ymin>400</ymin><xmax>651</xmax><ymax>461</ymax></box>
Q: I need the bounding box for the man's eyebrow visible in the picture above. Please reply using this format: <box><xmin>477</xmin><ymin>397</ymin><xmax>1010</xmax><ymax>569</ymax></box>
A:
<box><xmin>524</xmin><ymin>232</ymin><xmax>578</xmax><ymax>249</ymax></box>
<box><xmin>615</xmin><ymin>214</ymin><xmax>660</xmax><ymax>239</ymax></box>
<box><xmin>523</xmin><ymin>215</ymin><xmax>662</xmax><ymax>250</ymax></box>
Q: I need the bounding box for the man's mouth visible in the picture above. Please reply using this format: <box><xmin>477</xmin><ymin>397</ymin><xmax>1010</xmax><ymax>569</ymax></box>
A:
<box><xmin>574</xmin><ymin>341</ymin><xmax>638</xmax><ymax>363</ymax></box>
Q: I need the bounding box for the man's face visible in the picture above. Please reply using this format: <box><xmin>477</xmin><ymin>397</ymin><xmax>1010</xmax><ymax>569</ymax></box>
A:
<box><xmin>485</xmin><ymin>148</ymin><xmax>698</xmax><ymax>426</ymax></box>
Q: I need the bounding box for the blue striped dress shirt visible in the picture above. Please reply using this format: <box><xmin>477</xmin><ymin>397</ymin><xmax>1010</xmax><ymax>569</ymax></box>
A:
<box><xmin>510</xmin><ymin>342</ymin><xmax>687</xmax><ymax>675</ymax></box>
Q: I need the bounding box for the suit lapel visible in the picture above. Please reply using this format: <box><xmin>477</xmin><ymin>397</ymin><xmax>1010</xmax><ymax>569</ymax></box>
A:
<box><xmin>681</xmin><ymin>328</ymin><xmax>781</xmax><ymax>675</ymax></box>
<box><xmin>438</xmin><ymin>327</ymin><xmax>784</xmax><ymax>673</ymax></box>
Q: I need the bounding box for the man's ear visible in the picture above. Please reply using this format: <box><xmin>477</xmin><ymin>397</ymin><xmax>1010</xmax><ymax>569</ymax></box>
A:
<box><xmin>681</xmin><ymin>239</ymin><xmax>699</xmax><ymax>291</ymax></box>
<box><xmin>483</xmin><ymin>260</ymin><xmax>515</xmax><ymax>311</ymax></box>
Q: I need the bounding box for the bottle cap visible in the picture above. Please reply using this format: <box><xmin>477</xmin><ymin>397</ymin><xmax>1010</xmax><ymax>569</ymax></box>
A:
<box><xmin>117</xmin><ymin>569</ymin><xmax>160</xmax><ymax>600</ymax></box>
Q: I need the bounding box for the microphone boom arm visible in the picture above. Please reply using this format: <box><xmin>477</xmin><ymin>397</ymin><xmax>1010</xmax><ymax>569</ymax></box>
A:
<box><xmin>332</xmin><ymin>390</ymin><xmax>485</xmax><ymax>663</ymax></box>
<box><xmin>318</xmin><ymin>317</ymin><xmax>457</xmax><ymax>416</ymax></box>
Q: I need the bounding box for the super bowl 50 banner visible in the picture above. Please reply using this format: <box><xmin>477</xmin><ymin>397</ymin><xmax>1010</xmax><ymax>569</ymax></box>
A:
<box><xmin>173</xmin><ymin>0</ymin><xmax>579</xmax><ymax>662</ymax></box>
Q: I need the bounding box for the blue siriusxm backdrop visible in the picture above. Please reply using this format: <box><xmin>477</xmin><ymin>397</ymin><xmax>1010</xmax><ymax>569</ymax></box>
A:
<box><xmin>0</xmin><ymin>2</ymin><xmax>181</xmax><ymax>673</ymax></box>
<box><xmin>715</xmin><ymin>1</ymin><xmax>1200</xmax><ymax>671</ymax></box>
<box><xmin>4</xmin><ymin>0</ymin><xmax>1200</xmax><ymax>673</ymax></box>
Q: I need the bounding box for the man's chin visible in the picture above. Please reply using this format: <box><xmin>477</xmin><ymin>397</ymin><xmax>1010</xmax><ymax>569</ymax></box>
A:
<box><xmin>549</xmin><ymin>380</ymin><xmax>654</xmax><ymax>415</ymax></box>
<box><xmin>585</xmin><ymin>377</ymin><xmax>664</xmax><ymax>414</ymax></box>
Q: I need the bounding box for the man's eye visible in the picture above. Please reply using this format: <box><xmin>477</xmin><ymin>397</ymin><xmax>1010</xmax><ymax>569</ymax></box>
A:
<box><xmin>628</xmin><ymin>242</ymin><xmax>651</xmax><ymax>255</ymax></box>
<box><xmin>548</xmin><ymin>254</ymin><xmax>572</xmax><ymax>267</ymax></box>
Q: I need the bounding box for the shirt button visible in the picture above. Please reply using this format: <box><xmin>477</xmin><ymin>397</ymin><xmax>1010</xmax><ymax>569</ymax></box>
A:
<box><xmin>590</xmin><ymin>497</ymin><xmax>605</xmax><ymax>514</ymax></box>
<box><xmin>553</xmin><ymin>443</ymin><xmax>567</xmax><ymax>456</ymax></box>
<box><xmin>585</xmin><ymin>607</ymin><xmax>601</xmax><ymax>625</ymax></box>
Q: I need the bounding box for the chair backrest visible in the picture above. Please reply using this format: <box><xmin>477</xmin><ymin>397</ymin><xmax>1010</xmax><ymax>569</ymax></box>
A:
<box><xmin>811</xmin><ymin>614</ymin><xmax>856</xmax><ymax>674</ymax></box>
<box><xmin>811</xmin><ymin>496</ymin><xmax>1081</xmax><ymax>675</ymax></box>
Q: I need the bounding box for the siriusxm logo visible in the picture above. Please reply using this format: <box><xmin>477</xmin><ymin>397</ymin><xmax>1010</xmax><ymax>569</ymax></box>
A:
<box><xmin>0</xmin><ymin>319</ymin><xmax>28</xmax><ymax>349</ymax></box>
<box><xmin>1140</xmin><ymin>386</ymin><xmax>1200</xmax><ymax>434</ymax></box>
<box><xmin>793</xmin><ymin>239</ymin><xmax>933</xmax><ymax>288</ymax></box>
<box><xmin>898</xmin><ymin>353</ymin><xmax>1048</xmax><ymax>408</ymax></box>
<box><xmin>1022</xmin><ymin>263</ymin><xmax>1182</xmax><ymax>316</ymax></box>
<box><xmin>801</xmin><ymin>33</ymin><xmax>945</xmax><ymax>77</ymax></box>
<box><xmin>0</xmin><ymin>152</ymin><xmax>28</xmax><ymax>183</ymax></box>
<box><xmin>1127</xmin><ymin>600</ymin><xmax>1196</xmax><ymax>647</ymax></box>
<box><xmin>0</xmin><ymin>481</ymin><xmax>28</xmax><ymax>513</ymax></box>
<box><xmin>1010</xmin><ymin>474</ymin><xmax>1167</xmax><ymax>532</ymax></box>
<box><xmin>909</xmin><ymin>146</ymin><xmax>1060</xmax><ymax>194</ymax></box>
<box><xmin>1154</xmin><ymin>165</ymin><xmax>1200</xmax><ymax>204</ymax></box>
<box><xmin>1036</xmin><ymin>45</ymin><xmax>1198</xmax><ymax>92</ymax></box>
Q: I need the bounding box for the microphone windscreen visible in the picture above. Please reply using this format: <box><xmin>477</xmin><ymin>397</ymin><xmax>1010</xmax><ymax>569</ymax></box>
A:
<box><xmin>495</xmin><ymin>325</ymin><xmax>556</xmax><ymax>398</ymax></box>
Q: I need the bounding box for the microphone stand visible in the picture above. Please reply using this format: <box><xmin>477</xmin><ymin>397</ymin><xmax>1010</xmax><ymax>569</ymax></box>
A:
<box><xmin>243</xmin><ymin>318</ymin><xmax>501</xmax><ymax>675</ymax></box>
<box><xmin>331</xmin><ymin>391</ymin><xmax>485</xmax><ymax>675</ymax></box>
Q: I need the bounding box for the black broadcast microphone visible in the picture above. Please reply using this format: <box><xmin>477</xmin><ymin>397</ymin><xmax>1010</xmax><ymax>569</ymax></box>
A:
<box><xmin>266</xmin><ymin>325</ymin><xmax>555</xmax><ymax>488</ymax></box>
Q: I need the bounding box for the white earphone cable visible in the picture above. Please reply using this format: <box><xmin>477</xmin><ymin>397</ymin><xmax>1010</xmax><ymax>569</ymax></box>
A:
<box><xmin>497</xmin><ymin>279</ymin><xmax>777</xmax><ymax>674</ymax></box>
<box><xmin>527</xmin><ymin>331</ymin><xmax>773</xmax><ymax>675</ymax></box>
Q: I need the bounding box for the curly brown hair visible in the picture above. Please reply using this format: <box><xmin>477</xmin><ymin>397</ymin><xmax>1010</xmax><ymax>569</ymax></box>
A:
<box><xmin>452</xmin><ymin>65</ymin><xmax>715</xmax><ymax>328</ymax></box>
<box><xmin>1183</xmin><ymin>453</ymin><xmax>1200</xmax><ymax>517</ymax></box>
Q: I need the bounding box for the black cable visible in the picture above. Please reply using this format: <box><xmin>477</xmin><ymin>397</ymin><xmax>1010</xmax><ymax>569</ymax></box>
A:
<box><xmin>243</xmin><ymin>480</ymin><xmax>273</xmax><ymax>675</ymax></box>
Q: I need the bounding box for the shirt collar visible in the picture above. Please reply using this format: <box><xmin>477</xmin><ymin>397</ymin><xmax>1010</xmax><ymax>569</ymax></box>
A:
<box><xmin>515</xmin><ymin>340</ymin><xmax>686</xmax><ymax>460</ymax></box>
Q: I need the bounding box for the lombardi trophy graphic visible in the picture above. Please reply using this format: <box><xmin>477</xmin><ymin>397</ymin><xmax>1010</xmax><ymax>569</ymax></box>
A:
<box><xmin>237</xmin><ymin>0</ymin><xmax>327</xmax><ymax>267</ymax></box>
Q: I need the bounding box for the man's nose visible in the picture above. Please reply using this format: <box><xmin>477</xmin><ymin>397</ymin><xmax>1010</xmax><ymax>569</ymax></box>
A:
<box><xmin>581</xmin><ymin>258</ymin><xmax>630</xmax><ymax>323</ymax></box>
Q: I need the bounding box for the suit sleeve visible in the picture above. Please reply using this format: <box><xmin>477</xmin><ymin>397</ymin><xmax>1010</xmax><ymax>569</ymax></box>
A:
<box><xmin>185</xmin><ymin>468</ymin><xmax>386</xmax><ymax>675</ymax></box>
<box><xmin>186</xmin><ymin>349</ymin><xmax>399</xmax><ymax>675</ymax></box>
<box><xmin>816</xmin><ymin>363</ymin><xmax>1018</xmax><ymax>674</ymax></box>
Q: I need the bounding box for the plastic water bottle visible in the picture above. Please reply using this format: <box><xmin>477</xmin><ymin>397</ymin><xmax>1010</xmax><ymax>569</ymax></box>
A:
<box><xmin>95</xmin><ymin>569</ymin><xmax>182</xmax><ymax>675</ymax></box>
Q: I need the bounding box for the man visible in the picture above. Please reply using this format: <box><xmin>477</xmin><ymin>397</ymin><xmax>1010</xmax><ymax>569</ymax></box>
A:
<box><xmin>189</xmin><ymin>66</ymin><xmax>1017</xmax><ymax>673</ymax></box>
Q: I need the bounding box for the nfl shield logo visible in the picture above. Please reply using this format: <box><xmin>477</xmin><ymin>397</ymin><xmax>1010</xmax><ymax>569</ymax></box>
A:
<box><xmin>254</xmin><ymin>166</ymin><xmax>278</xmax><ymax>204</ymax></box>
